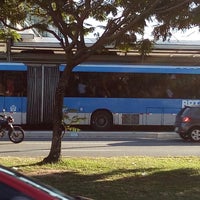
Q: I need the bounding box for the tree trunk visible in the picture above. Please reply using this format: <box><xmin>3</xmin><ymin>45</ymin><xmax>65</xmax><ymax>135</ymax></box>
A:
<box><xmin>42</xmin><ymin>85</ymin><xmax>64</xmax><ymax>163</ymax></box>
<box><xmin>43</xmin><ymin>63</ymin><xmax>73</xmax><ymax>163</ymax></box>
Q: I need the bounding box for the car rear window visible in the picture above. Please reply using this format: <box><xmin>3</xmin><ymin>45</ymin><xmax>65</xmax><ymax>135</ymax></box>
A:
<box><xmin>177</xmin><ymin>107</ymin><xmax>189</xmax><ymax>117</ymax></box>
<box><xmin>181</xmin><ymin>107</ymin><xmax>191</xmax><ymax>116</ymax></box>
<box><xmin>181</xmin><ymin>107</ymin><xmax>200</xmax><ymax>117</ymax></box>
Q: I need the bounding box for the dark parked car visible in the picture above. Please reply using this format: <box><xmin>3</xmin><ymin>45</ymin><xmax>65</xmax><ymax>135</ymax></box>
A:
<box><xmin>0</xmin><ymin>164</ymin><xmax>92</xmax><ymax>200</ymax></box>
<box><xmin>175</xmin><ymin>105</ymin><xmax>200</xmax><ymax>142</ymax></box>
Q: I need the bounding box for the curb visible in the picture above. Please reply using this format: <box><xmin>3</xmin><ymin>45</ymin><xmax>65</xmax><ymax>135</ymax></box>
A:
<box><xmin>24</xmin><ymin>131</ymin><xmax>179</xmax><ymax>140</ymax></box>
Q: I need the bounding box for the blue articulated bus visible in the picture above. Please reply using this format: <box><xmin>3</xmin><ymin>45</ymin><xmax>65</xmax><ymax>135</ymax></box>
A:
<box><xmin>62</xmin><ymin>64</ymin><xmax>200</xmax><ymax>130</ymax></box>
<box><xmin>1</xmin><ymin>62</ymin><xmax>200</xmax><ymax>130</ymax></box>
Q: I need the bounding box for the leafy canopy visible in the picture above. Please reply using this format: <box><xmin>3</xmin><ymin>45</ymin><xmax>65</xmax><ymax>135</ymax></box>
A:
<box><xmin>0</xmin><ymin>0</ymin><xmax>199</xmax><ymax>57</ymax></box>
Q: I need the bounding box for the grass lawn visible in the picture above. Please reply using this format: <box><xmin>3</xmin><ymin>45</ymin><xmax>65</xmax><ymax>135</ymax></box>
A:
<box><xmin>1</xmin><ymin>156</ymin><xmax>200</xmax><ymax>200</ymax></box>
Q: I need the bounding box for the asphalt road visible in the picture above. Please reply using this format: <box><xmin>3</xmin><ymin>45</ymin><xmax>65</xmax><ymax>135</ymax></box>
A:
<box><xmin>0</xmin><ymin>132</ymin><xmax>199</xmax><ymax>157</ymax></box>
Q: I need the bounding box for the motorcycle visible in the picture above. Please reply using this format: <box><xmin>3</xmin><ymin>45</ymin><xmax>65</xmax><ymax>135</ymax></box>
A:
<box><xmin>0</xmin><ymin>111</ymin><xmax>25</xmax><ymax>143</ymax></box>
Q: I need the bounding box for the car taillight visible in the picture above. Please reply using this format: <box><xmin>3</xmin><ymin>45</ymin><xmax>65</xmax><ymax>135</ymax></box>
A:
<box><xmin>182</xmin><ymin>116</ymin><xmax>191</xmax><ymax>123</ymax></box>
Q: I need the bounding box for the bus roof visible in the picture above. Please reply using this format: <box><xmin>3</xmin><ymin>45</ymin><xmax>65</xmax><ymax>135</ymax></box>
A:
<box><xmin>0</xmin><ymin>63</ymin><xmax>27</xmax><ymax>71</ymax></box>
<box><xmin>60</xmin><ymin>64</ymin><xmax>200</xmax><ymax>74</ymax></box>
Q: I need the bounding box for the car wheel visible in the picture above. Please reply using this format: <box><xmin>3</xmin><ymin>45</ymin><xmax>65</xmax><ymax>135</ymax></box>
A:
<box><xmin>189</xmin><ymin>128</ymin><xmax>200</xmax><ymax>142</ymax></box>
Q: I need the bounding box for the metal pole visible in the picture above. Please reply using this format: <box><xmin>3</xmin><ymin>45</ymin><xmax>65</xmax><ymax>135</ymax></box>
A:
<box><xmin>6</xmin><ymin>37</ymin><xmax>11</xmax><ymax>62</ymax></box>
<box><xmin>41</xmin><ymin>65</ymin><xmax>45</xmax><ymax>123</ymax></box>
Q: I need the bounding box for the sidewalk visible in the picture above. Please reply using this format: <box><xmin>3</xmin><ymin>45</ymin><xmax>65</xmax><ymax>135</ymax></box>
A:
<box><xmin>24</xmin><ymin>130</ymin><xmax>179</xmax><ymax>140</ymax></box>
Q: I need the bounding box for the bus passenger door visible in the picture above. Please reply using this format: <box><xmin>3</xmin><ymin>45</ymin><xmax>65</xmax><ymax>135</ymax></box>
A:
<box><xmin>146</xmin><ymin>108</ymin><xmax>162</xmax><ymax>125</ymax></box>
<box><xmin>27</xmin><ymin>65</ymin><xmax>59</xmax><ymax>125</ymax></box>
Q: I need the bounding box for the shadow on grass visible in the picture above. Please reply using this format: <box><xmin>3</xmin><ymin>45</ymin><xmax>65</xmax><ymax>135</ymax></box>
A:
<box><xmin>30</xmin><ymin>167</ymin><xmax>200</xmax><ymax>200</ymax></box>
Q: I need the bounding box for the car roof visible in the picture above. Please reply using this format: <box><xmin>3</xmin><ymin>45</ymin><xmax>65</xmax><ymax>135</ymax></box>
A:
<box><xmin>184</xmin><ymin>105</ymin><xmax>200</xmax><ymax>108</ymax></box>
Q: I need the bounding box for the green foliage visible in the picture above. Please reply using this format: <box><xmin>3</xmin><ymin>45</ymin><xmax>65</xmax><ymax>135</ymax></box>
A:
<box><xmin>0</xmin><ymin>0</ymin><xmax>27</xmax><ymax>24</ymax></box>
<box><xmin>137</xmin><ymin>39</ymin><xmax>154</xmax><ymax>56</ymax></box>
<box><xmin>115</xmin><ymin>32</ymin><xmax>137</xmax><ymax>54</ymax></box>
<box><xmin>0</xmin><ymin>28</ymin><xmax>21</xmax><ymax>42</ymax></box>
<box><xmin>0</xmin><ymin>1</ymin><xmax>199</xmax><ymax>53</ymax></box>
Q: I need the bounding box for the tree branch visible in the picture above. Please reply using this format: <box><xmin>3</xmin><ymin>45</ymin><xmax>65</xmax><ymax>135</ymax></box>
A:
<box><xmin>155</xmin><ymin>0</ymin><xmax>192</xmax><ymax>14</ymax></box>
<box><xmin>92</xmin><ymin>0</ymin><xmax>161</xmax><ymax>50</ymax></box>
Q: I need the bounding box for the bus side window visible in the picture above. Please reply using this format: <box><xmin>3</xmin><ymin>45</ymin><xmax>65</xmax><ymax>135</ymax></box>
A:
<box><xmin>0</xmin><ymin>72</ymin><xmax>5</xmax><ymax>96</ymax></box>
<box><xmin>77</xmin><ymin>79</ymin><xmax>87</xmax><ymax>96</ymax></box>
<box><xmin>0</xmin><ymin>82</ymin><xmax>5</xmax><ymax>96</ymax></box>
<box><xmin>5</xmin><ymin>79</ymin><xmax>14</xmax><ymax>96</ymax></box>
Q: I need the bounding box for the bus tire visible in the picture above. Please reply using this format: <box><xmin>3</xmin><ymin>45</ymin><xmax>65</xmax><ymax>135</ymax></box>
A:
<box><xmin>91</xmin><ymin>110</ymin><xmax>113</xmax><ymax>131</ymax></box>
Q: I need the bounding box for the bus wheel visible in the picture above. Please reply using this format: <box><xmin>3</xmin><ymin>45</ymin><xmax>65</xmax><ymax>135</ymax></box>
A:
<box><xmin>91</xmin><ymin>110</ymin><xmax>113</xmax><ymax>131</ymax></box>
